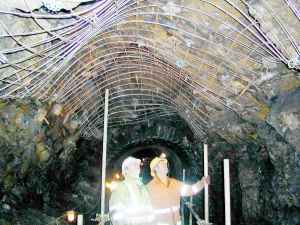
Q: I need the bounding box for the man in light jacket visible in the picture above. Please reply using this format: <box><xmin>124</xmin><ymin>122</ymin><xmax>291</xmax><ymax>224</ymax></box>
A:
<box><xmin>109</xmin><ymin>156</ymin><xmax>155</xmax><ymax>225</ymax></box>
<box><xmin>147</xmin><ymin>154</ymin><xmax>210</xmax><ymax>225</ymax></box>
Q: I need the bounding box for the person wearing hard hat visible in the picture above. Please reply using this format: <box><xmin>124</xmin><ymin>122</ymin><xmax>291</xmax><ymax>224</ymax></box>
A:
<box><xmin>109</xmin><ymin>156</ymin><xmax>155</xmax><ymax>225</ymax></box>
<box><xmin>147</xmin><ymin>154</ymin><xmax>210</xmax><ymax>225</ymax></box>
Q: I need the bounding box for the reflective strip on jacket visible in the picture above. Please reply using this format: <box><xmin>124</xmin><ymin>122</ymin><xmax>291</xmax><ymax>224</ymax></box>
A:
<box><xmin>109</xmin><ymin>179</ymin><xmax>154</xmax><ymax>225</ymax></box>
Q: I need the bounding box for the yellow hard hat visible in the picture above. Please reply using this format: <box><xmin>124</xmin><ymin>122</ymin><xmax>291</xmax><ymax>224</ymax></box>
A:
<box><xmin>150</xmin><ymin>156</ymin><xmax>168</xmax><ymax>177</ymax></box>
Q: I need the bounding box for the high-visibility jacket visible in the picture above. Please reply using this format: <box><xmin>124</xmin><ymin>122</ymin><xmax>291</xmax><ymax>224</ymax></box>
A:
<box><xmin>109</xmin><ymin>179</ymin><xmax>154</xmax><ymax>225</ymax></box>
<box><xmin>147</xmin><ymin>177</ymin><xmax>197</xmax><ymax>225</ymax></box>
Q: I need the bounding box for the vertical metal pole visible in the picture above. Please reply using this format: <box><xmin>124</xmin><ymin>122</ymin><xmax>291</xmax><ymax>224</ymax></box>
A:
<box><xmin>101</xmin><ymin>89</ymin><xmax>109</xmax><ymax>223</ymax></box>
<box><xmin>77</xmin><ymin>214</ymin><xmax>83</xmax><ymax>225</ymax></box>
<box><xmin>224</xmin><ymin>159</ymin><xmax>231</xmax><ymax>225</ymax></box>
<box><xmin>182</xmin><ymin>169</ymin><xmax>186</xmax><ymax>225</ymax></box>
<box><xmin>189</xmin><ymin>196</ymin><xmax>193</xmax><ymax>225</ymax></box>
<box><xmin>204</xmin><ymin>144</ymin><xmax>209</xmax><ymax>223</ymax></box>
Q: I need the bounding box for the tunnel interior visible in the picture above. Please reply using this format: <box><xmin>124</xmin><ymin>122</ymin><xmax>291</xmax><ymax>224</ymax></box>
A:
<box><xmin>0</xmin><ymin>0</ymin><xmax>300</xmax><ymax>225</ymax></box>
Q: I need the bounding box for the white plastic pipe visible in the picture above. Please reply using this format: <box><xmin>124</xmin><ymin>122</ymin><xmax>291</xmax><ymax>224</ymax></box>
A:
<box><xmin>77</xmin><ymin>214</ymin><xmax>83</xmax><ymax>225</ymax></box>
<box><xmin>204</xmin><ymin>144</ymin><xmax>209</xmax><ymax>223</ymax></box>
<box><xmin>224</xmin><ymin>159</ymin><xmax>231</xmax><ymax>225</ymax></box>
<box><xmin>101</xmin><ymin>89</ymin><xmax>109</xmax><ymax>222</ymax></box>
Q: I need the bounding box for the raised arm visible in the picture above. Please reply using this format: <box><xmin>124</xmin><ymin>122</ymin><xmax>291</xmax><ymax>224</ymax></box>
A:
<box><xmin>180</xmin><ymin>176</ymin><xmax>210</xmax><ymax>197</ymax></box>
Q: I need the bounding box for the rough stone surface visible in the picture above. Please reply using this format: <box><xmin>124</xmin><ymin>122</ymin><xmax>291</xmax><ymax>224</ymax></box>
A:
<box><xmin>267</xmin><ymin>87</ymin><xmax>300</xmax><ymax>150</ymax></box>
<box><xmin>0</xmin><ymin>99</ymin><xmax>82</xmax><ymax>224</ymax></box>
<box><xmin>0</xmin><ymin>0</ymin><xmax>299</xmax><ymax>225</ymax></box>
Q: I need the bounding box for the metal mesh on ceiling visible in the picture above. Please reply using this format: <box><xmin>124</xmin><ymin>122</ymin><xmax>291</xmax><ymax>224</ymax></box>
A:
<box><xmin>0</xmin><ymin>0</ymin><xmax>299</xmax><ymax>138</ymax></box>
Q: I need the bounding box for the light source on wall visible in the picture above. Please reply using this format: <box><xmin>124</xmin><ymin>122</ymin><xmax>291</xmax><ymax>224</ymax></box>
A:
<box><xmin>115</xmin><ymin>173</ymin><xmax>120</xmax><ymax>179</ymax></box>
<box><xmin>66</xmin><ymin>210</ymin><xmax>76</xmax><ymax>223</ymax></box>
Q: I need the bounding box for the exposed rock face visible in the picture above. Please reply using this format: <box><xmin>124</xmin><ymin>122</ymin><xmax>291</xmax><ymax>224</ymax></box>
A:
<box><xmin>267</xmin><ymin>88</ymin><xmax>300</xmax><ymax>151</ymax></box>
<box><xmin>195</xmin><ymin>87</ymin><xmax>300</xmax><ymax>225</ymax></box>
<box><xmin>207</xmin><ymin>137</ymin><xmax>244</xmax><ymax>225</ymax></box>
<box><xmin>206</xmin><ymin>122</ymin><xmax>300</xmax><ymax>225</ymax></box>
<box><xmin>0</xmin><ymin>0</ymin><xmax>299</xmax><ymax>224</ymax></box>
<box><xmin>254</xmin><ymin>124</ymin><xmax>300</xmax><ymax>225</ymax></box>
<box><xmin>0</xmin><ymin>97</ymin><xmax>299</xmax><ymax>225</ymax></box>
<box><xmin>0</xmin><ymin>99</ymin><xmax>81</xmax><ymax>224</ymax></box>
<box><xmin>234</xmin><ymin>125</ymin><xmax>299</xmax><ymax>225</ymax></box>
<box><xmin>0</xmin><ymin>0</ymin><xmax>93</xmax><ymax>13</ymax></box>
<box><xmin>258</xmin><ymin>88</ymin><xmax>300</xmax><ymax>225</ymax></box>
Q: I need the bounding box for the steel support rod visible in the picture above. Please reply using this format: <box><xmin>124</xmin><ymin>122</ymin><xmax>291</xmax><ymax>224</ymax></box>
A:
<box><xmin>101</xmin><ymin>89</ymin><xmax>109</xmax><ymax>224</ymax></box>
<box><xmin>182</xmin><ymin>169</ymin><xmax>186</xmax><ymax>225</ymax></box>
<box><xmin>224</xmin><ymin>159</ymin><xmax>231</xmax><ymax>225</ymax></box>
<box><xmin>189</xmin><ymin>196</ymin><xmax>193</xmax><ymax>225</ymax></box>
<box><xmin>204</xmin><ymin>143</ymin><xmax>209</xmax><ymax>223</ymax></box>
<box><xmin>77</xmin><ymin>214</ymin><xmax>83</xmax><ymax>225</ymax></box>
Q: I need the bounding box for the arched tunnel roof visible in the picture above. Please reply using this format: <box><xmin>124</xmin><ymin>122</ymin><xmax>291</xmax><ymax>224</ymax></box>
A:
<box><xmin>0</xmin><ymin>0</ymin><xmax>300</xmax><ymax>140</ymax></box>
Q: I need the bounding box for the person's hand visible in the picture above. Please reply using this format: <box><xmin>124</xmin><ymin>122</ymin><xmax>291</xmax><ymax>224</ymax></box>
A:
<box><xmin>202</xmin><ymin>175</ymin><xmax>210</xmax><ymax>185</ymax></box>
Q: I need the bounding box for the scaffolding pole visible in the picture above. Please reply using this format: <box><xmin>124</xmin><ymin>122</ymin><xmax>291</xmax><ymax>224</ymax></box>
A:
<box><xmin>77</xmin><ymin>214</ymin><xmax>83</xmax><ymax>225</ymax></box>
<box><xmin>204</xmin><ymin>144</ymin><xmax>209</xmax><ymax>223</ymax></box>
<box><xmin>189</xmin><ymin>196</ymin><xmax>193</xmax><ymax>225</ymax></box>
<box><xmin>224</xmin><ymin>159</ymin><xmax>231</xmax><ymax>225</ymax></box>
<box><xmin>101</xmin><ymin>89</ymin><xmax>109</xmax><ymax>224</ymax></box>
<box><xmin>182</xmin><ymin>169</ymin><xmax>186</xmax><ymax>225</ymax></box>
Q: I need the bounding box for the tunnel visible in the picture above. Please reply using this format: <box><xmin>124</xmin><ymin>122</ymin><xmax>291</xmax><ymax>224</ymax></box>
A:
<box><xmin>0</xmin><ymin>0</ymin><xmax>299</xmax><ymax>225</ymax></box>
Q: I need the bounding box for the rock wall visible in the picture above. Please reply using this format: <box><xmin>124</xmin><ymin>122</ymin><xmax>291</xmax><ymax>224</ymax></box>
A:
<box><xmin>0</xmin><ymin>0</ymin><xmax>299</xmax><ymax>223</ymax></box>
<box><xmin>205</xmin><ymin>87</ymin><xmax>300</xmax><ymax>225</ymax></box>
<box><xmin>0</xmin><ymin>99</ymin><xmax>81</xmax><ymax>224</ymax></box>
